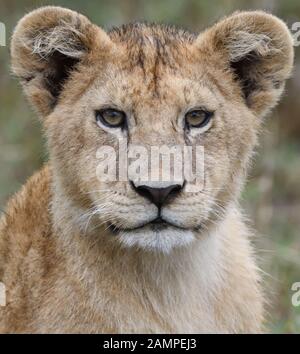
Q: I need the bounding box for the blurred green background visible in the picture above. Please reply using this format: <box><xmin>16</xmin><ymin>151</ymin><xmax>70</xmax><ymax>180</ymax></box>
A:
<box><xmin>0</xmin><ymin>0</ymin><xmax>299</xmax><ymax>333</ymax></box>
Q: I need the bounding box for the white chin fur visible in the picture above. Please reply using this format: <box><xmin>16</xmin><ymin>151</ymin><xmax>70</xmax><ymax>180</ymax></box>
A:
<box><xmin>116</xmin><ymin>226</ymin><xmax>195</xmax><ymax>253</ymax></box>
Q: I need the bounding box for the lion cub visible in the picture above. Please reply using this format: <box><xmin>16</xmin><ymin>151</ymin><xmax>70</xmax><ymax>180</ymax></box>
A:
<box><xmin>0</xmin><ymin>6</ymin><xmax>294</xmax><ymax>333</ymax></box>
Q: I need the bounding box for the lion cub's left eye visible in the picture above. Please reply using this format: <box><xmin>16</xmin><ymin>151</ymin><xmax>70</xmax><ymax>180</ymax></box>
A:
<box><xmin>96</xmin><ymin>109</ymin><xmax>126</xmax><ymax>128</ymax></box>
<box><xmin>185</xmin><ymin>109</ymin><xmax>213</xmax><ymax>129</ymax></box>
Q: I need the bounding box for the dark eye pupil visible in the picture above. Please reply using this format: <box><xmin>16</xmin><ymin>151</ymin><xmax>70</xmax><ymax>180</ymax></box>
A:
<box><xmin>107</xmin><ymin>111</ymin><xmax>118</xmax><ymax>118</ymax></box>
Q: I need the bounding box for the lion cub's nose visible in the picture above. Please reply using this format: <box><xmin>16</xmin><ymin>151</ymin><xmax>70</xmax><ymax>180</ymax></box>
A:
<box><xmin>132</xmin><ymin>183</ymin><xmax>182</xmax><ymax>208</ymax></box>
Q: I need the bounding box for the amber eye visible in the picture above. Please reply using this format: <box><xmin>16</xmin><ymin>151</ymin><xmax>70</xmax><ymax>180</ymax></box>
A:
<box><xmin>96</xmin><ymin>109</ymin><xmax>126</xmax><ymax>128</ymax></box>
<box><xmin>185</xmin><ymin>109</ymin><xmax>213</xmax><ymax>129</ymax></box>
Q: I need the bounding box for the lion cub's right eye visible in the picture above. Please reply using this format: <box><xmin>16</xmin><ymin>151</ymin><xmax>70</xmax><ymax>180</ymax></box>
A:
<box><xmin>96</xmin><ymin>109</ymin><xmax>126</xmax><ymax>128</ymax></box>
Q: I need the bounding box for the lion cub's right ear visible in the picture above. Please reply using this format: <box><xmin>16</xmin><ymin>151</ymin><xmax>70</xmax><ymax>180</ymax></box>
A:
<box><xmin>11</xmin><ymin>6</ymin><xmax>113</xmax><ymax>116</ymax></box>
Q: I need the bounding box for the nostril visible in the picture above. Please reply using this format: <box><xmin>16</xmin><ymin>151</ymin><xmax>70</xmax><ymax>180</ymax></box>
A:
<box><xmin>136</xmin><ymin>185</ymin><xmax>154</xmax><ymax>202</ymax></box>
<box><xmin>131</xmin><ymin>181</ymin><xmax>183</xmax><ymax>207</ymax></box>
<box><xmin>169</xmin><ymin>184</ymin><xmax>182</xmax><ymax>195</ymax></box>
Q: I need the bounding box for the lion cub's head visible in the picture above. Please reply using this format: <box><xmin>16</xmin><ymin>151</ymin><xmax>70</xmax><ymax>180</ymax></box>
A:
<box><xmin>11</xmin><ymin>6</ymin><xmax>293</xmax><ymax>252</ymax></box>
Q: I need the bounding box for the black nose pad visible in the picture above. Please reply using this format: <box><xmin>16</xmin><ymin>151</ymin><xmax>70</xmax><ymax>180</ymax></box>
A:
<box><xmin>132</xmin><ymin>183</ymin><xmax>183</xmax><ymax>207</ymax></box>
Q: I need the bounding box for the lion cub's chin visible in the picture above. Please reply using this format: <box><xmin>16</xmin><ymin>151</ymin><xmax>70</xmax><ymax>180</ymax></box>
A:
<box><xmin>115</xmin><ymin>225</ymin><xmax>196</xmax><ymax>253</ymax></box>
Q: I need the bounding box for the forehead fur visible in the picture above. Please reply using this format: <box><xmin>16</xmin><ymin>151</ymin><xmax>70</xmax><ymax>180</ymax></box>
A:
<box><xmin>108</xmin><ymin>23</ymin><xmax>197</xmax><ymax>71</ymax></box>
<box><xmin>109</xmin><ymin>22</ymin><xmax>196</xmax><ymax>43</ymax></box>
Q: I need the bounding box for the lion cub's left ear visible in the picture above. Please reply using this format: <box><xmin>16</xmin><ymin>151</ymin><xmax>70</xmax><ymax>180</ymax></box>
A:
<box><xmin>11</xmin><ymin>6</ymin><xmax>113</xmax><ymax>116</ymax></box>
<box><xmin>197</xmin><ymin>11</ymin><xmax>294</xmax><ymax>117</ymax></box>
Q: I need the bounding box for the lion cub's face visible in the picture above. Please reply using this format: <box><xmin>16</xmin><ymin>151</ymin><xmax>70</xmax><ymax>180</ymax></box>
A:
<box><xmin>11</xmin><ymin>7</ymin><xmax>293</xmax><ymax>252</ymax></box>
<box><xmin>50</xmin><ymin>30</ymin><xmax>257</xmax><ymax>252</ymax></box>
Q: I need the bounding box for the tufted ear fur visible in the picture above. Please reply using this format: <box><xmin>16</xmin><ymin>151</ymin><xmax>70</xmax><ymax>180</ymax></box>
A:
<box><xmin>11</xmin><ymin>6</ymin><xmax>112</xmax><ymax>116</ymax></box>
<box><xmin>197</xmin><ymin>11</ymin><xmax>294</xmax><ymax>117</ymax></box>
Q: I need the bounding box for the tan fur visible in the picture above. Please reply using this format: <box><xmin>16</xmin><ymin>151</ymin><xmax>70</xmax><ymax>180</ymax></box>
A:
<box><xmin>0</xmin><ymin>7</ymin><xmax>294</xmax><ymax>333</ymax></box>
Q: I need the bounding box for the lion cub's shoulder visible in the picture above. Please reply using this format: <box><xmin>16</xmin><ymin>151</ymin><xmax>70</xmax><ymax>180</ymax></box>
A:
<box><xmin>0</xmin><ymin>165</ymin><xmax>52</xmax><ymax>278</ymax></box>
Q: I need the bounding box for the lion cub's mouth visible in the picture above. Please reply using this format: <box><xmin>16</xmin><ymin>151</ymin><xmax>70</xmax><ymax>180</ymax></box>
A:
<box><xmin>108</xmin><ymin>217</ymin><xmax>187</xmax><ymax>234</ymax></box>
